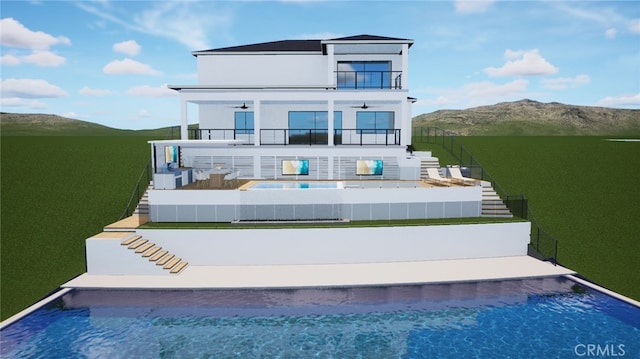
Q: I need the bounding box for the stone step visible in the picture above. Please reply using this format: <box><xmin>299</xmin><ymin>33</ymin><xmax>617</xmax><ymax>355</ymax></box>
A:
<box><xmin>128</xmin><ymin>238</ymin><xmax>148</xmax><ymax>250</ymax></box>
<box><xmin>149</xmin><ymin>250</ymin><xmax>168</xmax><ymax>262</ymax></box>
<box><xmin>135</xmin><ymin>242</ymin><xmax>154</xmax><ymax>254</ymax></box>
<box><xmin>163</xmin><ymin>257</ymin><xmax>181</xmax><ymax>270</ymax></box>
<box><xmin>157</xmin><ymin>254</ymin><xmax>175</xmax><ymax>266</ymax></box>
<box><xmin>170</xmin><ymin>261</ymin><xmax>189</xmax><ymax>274</ymax></box>
<box><xmin>142</xmin><ymin>246</ymin><xmax>161</xmax><ymax>258</ymax></box>
<box><xmin>121</xmin><ymin>235</ymin><xmax>142</xmax><ymax>246</ymax></box>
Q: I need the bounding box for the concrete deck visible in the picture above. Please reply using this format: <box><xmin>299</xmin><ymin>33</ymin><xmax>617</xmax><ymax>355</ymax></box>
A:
<box><xmin>63</xmin><ymin>256</ymin><xmax>575</xmax><ymax>289</ymax></box>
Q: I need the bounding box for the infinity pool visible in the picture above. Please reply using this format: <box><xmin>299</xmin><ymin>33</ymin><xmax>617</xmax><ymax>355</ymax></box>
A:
<box><xmin>2</xmin><ymin>277</ymin><xmax>638</xmax><ymax>358</ymax></box>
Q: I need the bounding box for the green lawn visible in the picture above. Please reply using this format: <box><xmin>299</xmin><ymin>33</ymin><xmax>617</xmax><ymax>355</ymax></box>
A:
<box><xmin>1</xmin><ymin>137</ymin><xmax>152</xmax><ymax>320</ymax></box>
<box><xmin>1</xmin><ymin>135</ymin><xmax>638</xmax><ymax>321</ymax></box>
<box><xmin>420</xmin><ymin>136</ymin><xmax>640</xmax><ymax>300</ymax></box>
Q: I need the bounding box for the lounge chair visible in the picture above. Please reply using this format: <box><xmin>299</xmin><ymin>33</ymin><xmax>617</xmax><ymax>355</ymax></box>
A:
<box><xmin>424</xmin><ymin>168</ymin><xmax>452</xmax><ymax>186</ymax></box>
<box><xmin>448</xmin><ymin>167</ymin><xmax>477</xmax><ymax>186</ymax></box>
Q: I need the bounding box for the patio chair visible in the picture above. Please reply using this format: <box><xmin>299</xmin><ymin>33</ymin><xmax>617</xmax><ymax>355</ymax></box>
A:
<box><xmin>424</xmin><ymin>168</ymin><xmax>452</xmax><ymax>187</ymax></box>
<box><xmin>448</xmin><ymin>167</ymin><xmax>478</xmax><ymax>186</ymax></box>
<box><xmin>195</xmin><ymin>170</ymin><xmax>209</xmax><ymax>188</ymax></box>
<box><xmin>224</xmin><ymin>169</ymin><xmax>241</xmax><ymax>188</ymax></box>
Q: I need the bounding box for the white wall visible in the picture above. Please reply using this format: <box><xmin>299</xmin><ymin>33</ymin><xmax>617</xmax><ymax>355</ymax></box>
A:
<box><xmin>86</xmin><ymin>222</ymin><xmax>530</xmax><ymax>275</ymax></box>
<box><xmin>137</xmin><ymin>222</ymin><xmax>530</xmax><ymax>266</ymax></box>
<box><xmin>198</xmin><ymin>54</ymin><xmax>328</xmax><ymax>86</ymax></box>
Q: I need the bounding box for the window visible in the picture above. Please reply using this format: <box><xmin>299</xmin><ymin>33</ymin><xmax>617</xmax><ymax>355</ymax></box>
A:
<box><xmin>234</xmin><ymin>112</ymin><xmax>254</xmax><ymax>134</ymax></box>
<box><xmin>288</xmin><ymin>111</ymin><xmax>342</xmax><ymax>145</ymax></box>
<box><xmin>356</xmin><ymin>112</ymin><xmax>394</xmax><ymax>134</ymax></box>
<box><xmin>337</xmin><ymin>61</ymin><xmax>391</xmax><ymax>89</ymax></box>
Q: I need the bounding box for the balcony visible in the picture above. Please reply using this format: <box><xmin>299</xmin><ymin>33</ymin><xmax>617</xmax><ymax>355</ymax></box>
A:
<box><xmin>336</xmin><ymin>71</ymin><xmax>403</xmax><ymax>90</ymax></box>
<box><xmin>189</xmin><ymin>128</ymin><xmax>401</xmax><ymax>146</ymax></box>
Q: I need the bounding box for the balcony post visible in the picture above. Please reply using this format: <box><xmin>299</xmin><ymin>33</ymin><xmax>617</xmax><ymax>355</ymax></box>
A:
<box><xmin>327</xmin><ymin>99</ymin><xmax>334</xmax><ymax>146</ymax></box>
<box><xmin>254</xmin><ymin>100</ymin><xmax>261</xmax><ymax>146</ymax></box>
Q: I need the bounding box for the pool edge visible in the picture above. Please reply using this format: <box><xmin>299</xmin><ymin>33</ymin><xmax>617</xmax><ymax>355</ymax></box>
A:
<box><xmin>0</xmin><ymin>287</ymin><xmax>74</xmax><ymax>330</ymax></box>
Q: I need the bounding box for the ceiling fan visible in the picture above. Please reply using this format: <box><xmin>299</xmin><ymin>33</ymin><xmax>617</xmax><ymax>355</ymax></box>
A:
<box><xmin>227</xmin><ymin>103</ymin><xmax>250</xmax><ymax>109</ymax></box>
<box><xmin>351</xmin><ymin>102</ymin><xmax>377</xmax><ymax>109</ymax></box>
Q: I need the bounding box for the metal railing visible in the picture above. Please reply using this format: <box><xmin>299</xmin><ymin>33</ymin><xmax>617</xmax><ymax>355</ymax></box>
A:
<box><xmin>190</xmin><ymin>128</ymin><xmax>402</xmax><ymax>146</ymax></box>
<box><xmin>260</xmin><ymin>128</ymin><xmax>401</xmax><ymax>146</ymax></box>
<box><xmin>118</xmin><ymin>159</ymin><xmax>152</xmax><ymax>220</ymax></box>
<box><xmin>336</xmin><ymin>71</ymin><xmax>403</xmax><ymax>89</ymax></box>
<box><xmin>412</xmin><ymin>126</ymin><xmax>559</xmax><ymax>265</ymax></box>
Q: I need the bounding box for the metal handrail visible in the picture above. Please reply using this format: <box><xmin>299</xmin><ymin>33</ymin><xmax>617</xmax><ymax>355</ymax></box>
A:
<box><xmin>412</xmin><ymin>126</ymin><xmax>559</xmax><ymax>265</ymax></box>
<box><xmin>118</xmin><ymin>159</ymin><xmax>152</xmax><ymax>220</ymax></box>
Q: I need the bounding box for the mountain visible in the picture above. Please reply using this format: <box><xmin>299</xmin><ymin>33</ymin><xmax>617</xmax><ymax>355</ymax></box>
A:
<box><xmin>0</xmin><ymin>113</ymin><xmax>179</xmax><ymax>137</ymax></box>
<box><xmin>3</xmin><ymin>100</ymin><xmax>639</xmax><ymax>137</ymax></box>
<box><xmin>412</xmin><ymin>99</ymin><xmax>640</xmax><ymax>136</ymax></box>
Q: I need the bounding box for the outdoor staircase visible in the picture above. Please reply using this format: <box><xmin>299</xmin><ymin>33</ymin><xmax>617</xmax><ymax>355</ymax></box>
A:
<box><xmin>133</xmin><ymin>185</ymin><xmax>152</xmax><ymax>216</ymax></box>
<box><xmin>419</xmin><ymin>158</ymin><xmax>441</xmax><ymax>179</ymax></box>
<box><xmin>121</xmin><ymin>235</ymin><xmax>189</xmax><ymax>274</ymax></box>
<box><xmin>481</xmin><ymin>182</ymin><xmax>513</xmax><ymax>218</ymax></box>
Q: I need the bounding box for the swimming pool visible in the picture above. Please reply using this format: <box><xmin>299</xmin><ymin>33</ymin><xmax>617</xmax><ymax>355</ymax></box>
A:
<box><xmin>250</xmin><ymin>181</ymin><xmax>343</xmax><ymax>189</ymax></box>
<box><xmin>2</xmin><ymin>277</ymin><xmax>638</xmax><ymax>358</ymax></box>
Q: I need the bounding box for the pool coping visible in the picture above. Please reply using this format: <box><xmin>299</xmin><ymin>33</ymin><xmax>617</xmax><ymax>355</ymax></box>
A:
<box><xmin>0</xmin><ymin>287</ymin><xmax>73</xmax><ymax>331</ymax></box>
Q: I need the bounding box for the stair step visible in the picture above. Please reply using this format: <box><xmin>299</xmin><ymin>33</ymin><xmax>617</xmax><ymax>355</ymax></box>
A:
<box><xmin>157</xmin><ymin>254</ymin><xmax>175</xmax><ymax>266</ymax></box>
<box><xmin>163</xmin><ymin>257</ymin><xmax>181</xmax><ymax>270</ymax></box>
<box><xmin>121</xmin><ymin>235</ymin><xmax>142</xmax><ymax>246</ymax></box>
<box><xmin>170</xmin><ymin>261</ymin><xmax>188</xmax><ymax>274</ymax></box>
<box><xmin>135</xmin><ymin>242</ymin><xmax>154</xmax><ymax>254</ymax></box>
<box><xmin>143</xmin><ymin>246</ymin><xmax>162</xmax><ymax>258</ymax></box>
<box><xmin>150</xmin><ymin>250</ymin><xmax>168</xmax><ymax>262</ymax></box>
<box><xmin>128</xmin><ymin>239</ymin><xmax>148</xmax><ymax>249</ymax></box>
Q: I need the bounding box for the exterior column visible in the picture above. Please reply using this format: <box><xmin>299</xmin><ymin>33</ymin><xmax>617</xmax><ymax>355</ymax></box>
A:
<box><xmin>401</xmin><ymin>43</ymin><xmax>409</xmax><ymax>90</ymax></box>
<box><xmin>401</xmin><ymin>99</ymin><xmax>411</xmax><ymax>146</ymax></box>
<box><xmin>253</xmin><ymin>100</ymin><xmax>261</xmax><ymax>146</ymax></box>
<box><xmin>327</xmin><ymin>44</ymin><xmax>335</xmax><ymax>87</ymax></box>
<box><xmin>327</xmin><ymin>99</ymin><xmax>334</xmax><ymax>146</ymax></box>
<box><xmin>180</xmin><ymin>98</ymin><xmax>188</xmax><ymax>140</ymax></box>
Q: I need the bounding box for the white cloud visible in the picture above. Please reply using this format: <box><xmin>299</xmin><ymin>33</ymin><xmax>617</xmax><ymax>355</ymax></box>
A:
<box><xmin>1</xmin><ymin>54</ymin><xmax>21</xmax><ymax>66</ymax></box>
<box><xmin>605</xmin><ymin>28</ymin><xmax>617</xmax><ymax>39</ymax></box>
<box><xmin>0</xmin><ymin>17</ymin><xmax>71</xmax><ymax>49</ymax></box>
<box><xmin>596</xmin><ymin>93</ymin><xmax>640</xmax><ymax>107</ymax></box>
<box><xmin>541</xmin><ymin>74</ymin><xmax>591</xmax><ymax>90</ymax></box>
<box><xmin>103</xmin><ymin>58</ymin><xmax>162</xmax><ymax>75</ymax></box>
<box><xmin>630</xmin><ymin>19</ymin><xmax>640</xmax><ymax>34</ymax></box>
<box><xmin>113</xmin><ymin>40</ymin><xmax>141</xmax><ymax>56</ymax></box>
<box><xmin>125</xmin><ymin>84</ymin><xmax>176</xmax><ymax>97</ymax></box>
<box><xmin>454</xmin><ymin>0</ymin><xmax>495</xmax><ymax>14</ymax></box>
<box><xmin>21</xmin><ymin>50</ymin><xmax>66</xmax><ymax>67</ymax></box>
<box><xmin>0</xmin><ymin>78</ymin><xmax>68</xmax><ymax>98</ymax></box>
<box><xmin>0</xmin><ymin>97</ymin><xmax>46</xmax><ymax>109</ymax></box>
<box><xmin>79</xmin><ymin>86</ymin><xmax>112</xmax><ymax>96</ymax></box>
<box><xmin>484</xmin><ymin>49</ymin><xmax>558</xmax><ymax>77</ymax></box>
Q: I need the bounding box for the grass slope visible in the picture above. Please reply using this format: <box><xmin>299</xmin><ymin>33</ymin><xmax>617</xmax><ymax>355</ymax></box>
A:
<box><xmin>449</xmin><ymin>137</ymin><xmax>640</xmax><ymax>300</ymax></box>
<box><xmin>0</xmin><ymin>136</ymin><xmax>153</xmax><ymax>320</ymax></box>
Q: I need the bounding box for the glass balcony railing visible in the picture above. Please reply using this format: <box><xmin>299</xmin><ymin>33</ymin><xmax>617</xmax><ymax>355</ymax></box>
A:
<box><xmin>336</xmin><ymin>71</ymin><xmax>403</xmax><ymax>89</ymax></box>
<box><xmin>190</xmin><ymin>128</ymin><xmax>401</xmax><ymax>146</ymax></box>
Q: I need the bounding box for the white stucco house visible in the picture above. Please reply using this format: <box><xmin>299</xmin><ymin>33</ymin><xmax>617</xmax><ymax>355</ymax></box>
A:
<box><xmin>73</xmin><ymin>35</ymin><xmax>549</xmax><ymax>282</ymax></box>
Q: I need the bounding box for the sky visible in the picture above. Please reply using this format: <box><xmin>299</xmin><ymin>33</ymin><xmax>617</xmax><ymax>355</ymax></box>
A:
<box><xmin>1</xmin><ymin>0</ymin><xmax>639</xmax><ymax>130</ymax></box>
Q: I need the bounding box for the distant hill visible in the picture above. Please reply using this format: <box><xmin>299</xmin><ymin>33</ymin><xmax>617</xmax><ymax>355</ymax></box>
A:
<box><xmin>412</xmin><ymin>99</ymin><xmax>640</xmax><ymax>136</ymax></box>
<box><xmin>3</xmin><ymin>100</ymin><xmax>639</xmax><ymax>137</ymax></box>
<box><xmin>0</xmin><ymin>113</ymin><xmax>179</xmax><ymax>137</ymax></box>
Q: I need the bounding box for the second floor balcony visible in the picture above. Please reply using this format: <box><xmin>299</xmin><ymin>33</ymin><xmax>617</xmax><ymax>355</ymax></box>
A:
<box><xmin>189</xmin><ymin>128</ymin><xmax>402</xmax><ymax>146</ymax></box>
<box><xmin>336</xmin><ymin>71</ymin><xmax>403</xmax><ymax>90</ymax></box>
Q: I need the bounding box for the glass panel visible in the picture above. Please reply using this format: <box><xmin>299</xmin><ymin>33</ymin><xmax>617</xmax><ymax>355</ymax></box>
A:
<box><xmin>337</xmin><ymin>62</ymin><xmax>391</xmax><ymax>89</ymax></box>
<box><xmin>235</xmin><ymin>112</ymin><xmax>254</xmax><ymax>134</ymax></box>
<box><xmin>356</xmin><ymin>112</ymin><xmax>394</xmax><ymax>134</ymax></box>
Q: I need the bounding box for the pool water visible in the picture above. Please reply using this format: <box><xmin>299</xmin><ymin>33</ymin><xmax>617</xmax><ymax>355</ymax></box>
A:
<box><xmin>1</xmin><ymin>277</ymin><xmax>639</xmax><ymax>358</ymax></box>
<box><xmin>251</xmin><ymin>181</ymin><xmax>341</xmax><ymax>189</ymax></box>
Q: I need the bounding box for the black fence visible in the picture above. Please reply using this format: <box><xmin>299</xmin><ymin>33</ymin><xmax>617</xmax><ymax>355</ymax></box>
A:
<box><xmin>119</xmin><ymin>159</ymin><xmax>152</xmax><ymax>220</ymax></box>
<box><xmin>412</xmin><ymin>126</ymin><xmax>558</xmax><ymax>265</ymax></box>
